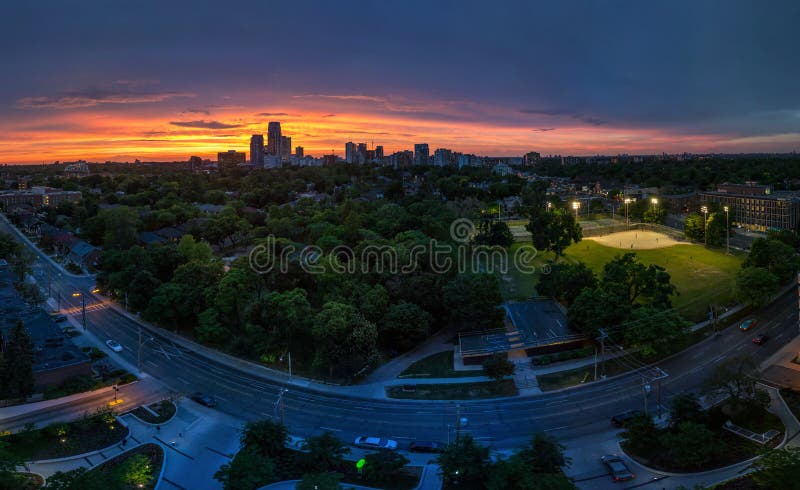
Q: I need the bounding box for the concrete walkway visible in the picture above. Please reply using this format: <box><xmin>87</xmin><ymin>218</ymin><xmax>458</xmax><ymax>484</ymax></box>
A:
<box><xmin>362</xmin><ymin>326</ymin><xmax>461</xmax><ymax>384</ymax></box>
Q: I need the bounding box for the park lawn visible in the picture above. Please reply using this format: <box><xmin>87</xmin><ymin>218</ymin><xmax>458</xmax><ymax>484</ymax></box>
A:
<box><xmin>498</xmin><ymin>240</ymin><xmax>744</xmax><ymax>322</ymax></box>
<box><xmin>90</xmin><ymin>443</ymin><xmax>164</xmax><ymax>490</ymax></box>
<box><xmin>563</xmin><ymin>240</ymin><xmax>744</xmax><ymax>321</ymax></box>
<box><xmin>386</xmin><ymin>380</ymin><xmax>518</xmax><ymax>400</ymax></box>
<box><xmin>5</xmin><ymin>410</ymin><xmax>128</xmax><ymax>460</ymax></box>
<box><xmin>536</xmin><ymin>357</ymin><xmax>634</xmax><ymax>392</ymax></box>
<box><xmin>398</xmin><ymin>351</ymin><xmax>479</xmax><ymax>379</ymax></box>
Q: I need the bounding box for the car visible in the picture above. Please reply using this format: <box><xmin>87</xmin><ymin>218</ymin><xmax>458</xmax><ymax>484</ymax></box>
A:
<box><xmin>601</xmin><ymin>455</ymin><xmax>635</xmax><ymax>482</ymax></box>
<box><xmin>753</xmin><ymin>334</ymin><xmax>769</xmax><ymax>345</ymax></box>
<box><xmin>51</xmin><ymin>314</ymin><xmax>67</xmax><ymax>323</ymax></box>
<box><xmin>190</xmin><ymin>392</ymin><xmax>218</xmax><ymax>407</ymax></box>
<box><xmin>409</xmin><ymin>440</ymin><xmax>445</xmax><ymax>453</ymax></box>
<box><xmin>354</xmin><ymin>436</ymin><xmax>398</xmax><ymax>450</ymax></box>
<box><xmin>105</xmin><ymin>339</ymin><xmax>123</xmax><ymax>352</ymax></box>
<box><xmin>739</xmin><ymin>319</ymin><xmax>757</xmax><ymax>331</ymax></box>
<box><xmin>610</xmin><ymin>409</ymin><xmax>642</xmax><ymax>427</ymax></box>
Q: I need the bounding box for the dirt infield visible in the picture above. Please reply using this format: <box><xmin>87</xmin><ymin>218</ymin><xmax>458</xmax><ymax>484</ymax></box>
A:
<box><xmin>585</xmin><ymin>230</ymin><xmax>685</xmax><ymax>250</ymax></box>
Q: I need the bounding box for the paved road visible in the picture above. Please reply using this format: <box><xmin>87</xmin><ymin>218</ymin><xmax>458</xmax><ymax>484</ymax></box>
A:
<box><xmin>3</xmin><ymin>216</ymin><xmax>799</xmax><ymax>488</ymax></box>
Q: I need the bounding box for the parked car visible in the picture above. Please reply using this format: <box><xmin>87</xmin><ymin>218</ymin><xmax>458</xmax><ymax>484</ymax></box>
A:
<box><xmin>752</xmin><ymin>334</ymin><xmax>769</xmax><ymax>345</ymax></box>
<box><xmin>601</xmin><ymin>455</ymin><xmax>635</xmax><ymax>482</ymax></box>
<box><xmin>190</xmin><ymin>392</ymin><xmax>218</xmax><ymax>407</ymax></box>
<box><xmin>610</xmin><ymin>409</ymin><xmax>642</xmax><ymax>427</ymax></box>
<box><xmin>105</xmin><ymin>339</ymin><xmax>123</xmax><ymax>352</ymax></box>
<box><xmin>409</xmin><ymin>440</ymin><xmax>445</xmax><ymax>453</ymax></box>
<box><xmin>739</xmin><ymin>319</ymin><xmax>757</xmax><ymax>331</ymax></box>
<box><xmin>51</xmin><ymin>314</ymin><xmax>67</xmax><ymax>323</ymax></box>
<box><xmin>354</xmin><ymin>436</ymin><xmax>398</xmax><ymax>450</ymax></box>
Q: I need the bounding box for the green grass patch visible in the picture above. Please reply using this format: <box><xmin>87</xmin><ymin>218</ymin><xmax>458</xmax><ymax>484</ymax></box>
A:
<box><xmin>498</xmin><ymin>239</ymin><xmax>744</xmax><ymax>322</ymax></box>
<box><xmin>89</xmin><ymin>443</ymin><xmax>164</xmax><ymax>490</ymax></box>
<box><xmin>386</xmin><ymin>379</ymin><xmax>518</xmax><ymax>400</ymax></box>
<box><xmin>536</xmin><ymin>356</ymin><xmax>634</xmax><ymax>391</ymax></box>
<box><xmin>130</xmin><ymin>400</ymin><xmax>176</xmax><ymax>424</ymax></box>
<box><xmin>531</xmin><ymin>346</ymin><xmax>594</xmax><ymax>366</ymax></box>
<box><xmin>44</xmin><ymin>372</ymin><xmax>137</xmax><ymax>400</ymax></box>
<box><xmin>562</xmin><ymin>240</ymin><xmax>744</xmax><ymax>321</ymax></box>
<box><xmin>4</xmin><ymin>408</ymin><xmax>128</xmax><ymax>460</ymax></box>
<box><xmin>398</xmin><ymin>351</ymin><xmax>479</xmax><ymax>378</ymax></box>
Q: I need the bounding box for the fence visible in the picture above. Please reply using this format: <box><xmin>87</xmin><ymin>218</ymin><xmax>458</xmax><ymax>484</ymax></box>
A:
<box><xmin>579</xmin><ymin>221</ymin><xmax>690</xmax><ymax>242</ymax></box>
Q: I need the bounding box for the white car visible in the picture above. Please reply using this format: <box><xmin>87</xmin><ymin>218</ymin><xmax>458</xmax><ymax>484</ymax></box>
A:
<box><xmin>106</xmin><ymin>339</ymin><xmax>123</xmax><ymax>352</ymax></box>
<box><xmin>354</xmin><ymin>436</ymin><xmax>398</xmax><ymax>450</ymax></box>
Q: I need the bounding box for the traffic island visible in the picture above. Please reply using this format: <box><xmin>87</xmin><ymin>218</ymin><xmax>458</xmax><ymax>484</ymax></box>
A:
<box><xmin>620</xmin><ymin>399</ymin><xmax>784</xmax><ymax>473</ymax></box>
<box><xmin>129</xmin><ymin>400</ymin><xmax>177</xmax><ymax>425</ymax></box>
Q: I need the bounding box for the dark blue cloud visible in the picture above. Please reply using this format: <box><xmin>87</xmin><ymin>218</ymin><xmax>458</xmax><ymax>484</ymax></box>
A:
<box><xmin>1</xmin><ymin>0</ymin><xmax>798</xmax><ymax>139</ymax></box>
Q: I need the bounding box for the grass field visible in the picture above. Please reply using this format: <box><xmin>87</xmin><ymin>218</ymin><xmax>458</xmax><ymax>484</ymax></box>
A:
<box><xmin>499</xmin><ymin>237</ymin><xmax>744</xmax><ymax>322</ymax></box>
<box><xmin>386</xmin><ymin>379</ymin><xmax>518</xmax><ymax>400</ymax></box>
<box><xmin>398</xmin><ymin>350</ymin><xmax>479</xmax><ymax>378</ymax></box>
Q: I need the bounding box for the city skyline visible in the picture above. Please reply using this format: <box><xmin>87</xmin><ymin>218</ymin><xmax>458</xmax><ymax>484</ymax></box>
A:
<box><xmin>1</xmin><ymin>0</ymin><xmax>799</xmax><ymax>164</ymax></box>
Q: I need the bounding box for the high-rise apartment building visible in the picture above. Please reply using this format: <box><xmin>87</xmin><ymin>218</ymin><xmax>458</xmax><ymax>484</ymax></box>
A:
<box><xmin>345</xmin><ymin>142</ymin><xmax>357</xmax><ymax>163</ymax></box>
<box><xmin>267</xmin><ymin>122</ymin><xmax>282</xmax><ymax>155</ymax></box>
<box><xmin>375</xmin><ymin>146</ymin><xmax>384</xmax><ymax>160</ymax></box>
<box><xmin>295</xmin><ymin>146</ymin><xmax>304</xmax><ymax>158</ymax></box>
<box><xmin>250</xmin><ymin>135</ymin><xmax>265</xmax><ymax>165</ymax></box>
<box><xmin>357</xmin><ymin>143</ymin><xmax>367</xmax><ymax>164</ymax></box>
<box><xmin>281</xmin><ymin>136</ymin><xmax>291</xmax><ymax>160</ymax></box>
<box><xmin>414</xmin><ymin>144</ymin><xmax>429</xmax><ymax>166</ymax></box>
<box><xmin>433</xmin><ymin>148</ymin><xmax>454</xmax><ymax>167</ymax></box>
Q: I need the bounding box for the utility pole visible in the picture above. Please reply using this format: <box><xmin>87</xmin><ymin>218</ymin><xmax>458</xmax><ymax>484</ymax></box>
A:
<box><xmin>275</xmin><ymin>388</ymin><xmax>288</xmax><ymax>425</ymax></box>
<box><xmin>593</xmin><ymin>346</ymin><xmax>598</xmax><ymax>381</ymax></box>
<box><xmin>455</xmin><ymin>403</ymin><xmax>462</xmax><ymax>443</ymax></box>
<box><xmin>597</xmin><ymin>329</ymin><xmax>608</xmax><ymax>378</ymax></box>
<box><xmin>642</xmin><ymin>378</ymin><xmax>649</xmax><ymax>416</ymax></box>
<box><xmin>657</xmin><ymin>374</ymin><xmax>663</xmax><ymax>419</ymax></box>
<box><xmin>138</xmin><ymin>326</ymin><xmax>142</xmax><ymax>373</ymax></box>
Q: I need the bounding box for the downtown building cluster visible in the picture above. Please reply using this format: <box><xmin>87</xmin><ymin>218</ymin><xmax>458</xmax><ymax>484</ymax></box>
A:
<box><xmin>214</xmin><ymin>120</ymin><xmax>543</xmax><ymax>172</ymax></box>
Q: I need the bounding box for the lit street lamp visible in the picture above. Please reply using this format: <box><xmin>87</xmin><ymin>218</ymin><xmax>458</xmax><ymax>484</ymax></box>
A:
<box><xmin>546</xmin><ymin>201</ymin><xmax>552</xmax><ymax>212</ymax></box>
<box><xmin>701</xmin><ymin>206</ymin><xmax>708</xmax><ymax>246</ymax></box>
<box><xmin>624</xmin><ymin>198</ymin><xmax>632</xmax><ymax>225</ymax></box>
<box><xmin>572</xmin><ymin>201</ymin><xmax>580</xmax><ymax>219</ymax></box>
<box><xmin>724</xmin><ymin>205</ymin><xmax>730</xmax><ymax>254</ymax></box>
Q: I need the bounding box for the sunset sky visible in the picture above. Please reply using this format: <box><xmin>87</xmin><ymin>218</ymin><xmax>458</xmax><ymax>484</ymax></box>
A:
<box><xmin>1</xmin><ymin>0</ymin><xmax>799</xmax><ymax>164</ymax></box>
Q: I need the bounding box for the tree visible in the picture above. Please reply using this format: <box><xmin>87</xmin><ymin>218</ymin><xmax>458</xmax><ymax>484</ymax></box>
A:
<box><xmin>116</xmin><ymin>453</ymin><xmax>153</xmax><ymax>488</ymax></box>
<box><xmin>177</xmin><ymin>234</ymin><xmax>213</xmax><ymax>263</ymax></box>
<box><xmin>482</xmin><ymin>353</ymin><xmax>515</xmax><ymax>381</ymax></box>
<box><xmin>703</xmin><ymin>355</ymin><xmax>759</xmax><ymax>409</ymax></box>
<box><xmin>301</xmin><ymin>431</ymin><xmax>350</xmax><ymax>473</ymax></box>
<box><xmin>643</xmin><ymin>205</ymin><xmax>666</xmax><ymax>224</ymax></box>
<box><xmin>623</xmin><ymin>307</ymin><xmax>688</xmax><ymax>358</ymax></box>
<box><xmin>0</xmin><ymin>439</ymin><xmax>24</xmax><ymax>488</ymax></box>
<box><xmin>442</xmin><ymin>273</ymin><xmax>504</xmax><ymax>330</ymax></box>
<box><xmin>512</xmin><ymin>433</ymin><xmax>570</xmax><ymax>474</ymax></box>
<box><xmin>601</xmin><ymin>253</ymin><xmax>677</xmax><ymax>309</ymax></box>
<box><xmin>379</xmin><ymin>302</ymin><xmax>431</xmax><ymax>351</ymax></box>
<box><xmin>567</xmin><ymin>287</ymin><xmax>630</xmax><ymax>336</ymax></box>
<box><xmin>527</xmin><ymin>208</ymin><xmax>582</xmax><ymax>260</ymax></box>
<box><xmin>744</xmin><ymin>238</ymin><xmax>799</xmax><ymax>282</ymax></box>
<box><xmin>669</xmin><ymin>393</ymin><xmax>705</xmax><ymax>427</ymax></box>
<box><xmin>535</xmin><ymin>262</ymin><xmax>597</xmax><ymax>306</ymax></box>
<box><xmin>214</xmin><ymin>448</ymin><xmax>277</xmax><ymax>490</ymax></box>
<box><xmin>312</xmin><ymin>302</ymin><xmax>378</xmax><ymax>378</ymax></box>
<box><xmin>735</xmin><ymin>266</ymin><xmax>779</xmax><ymax>308</ymax></box>
<box><xmin>11</xmin><ymin>246</ymin><xmax>35</xmax><ymax>281</ymax></box>
<box><xmin>101</xmin><ymin>206</ymin><xmax>140</xmax><ymax>250</ymax></box>
<box><xmin>621</xmin><ymin>415</ymin><xmax>661</xmax><ymax>458</ymax></box>
<box><xmin>683</xmin><ymin>213</ymin><xmax>705</xmax><ymax>241</ymax></box>
<box><xmin>487</xmin><ymin>457</ymin><xmax>575</xmax><ymax>490</ymax></box>
<box><xmin>436</xmin><ymin>436</ymin><xmax>491</xmax><ymax>490</ymax></box>
<box><xmin>473</xmin><ymin>219</ymin><xmax>514</xmax><ymax>247</ymax></box>
<box><xmin>240</xmin><ymin>420</ymin><xmax>287</xmax><ymax>458</ymax></box>
<box><xmin>295</xmin><ymin>472</ymin><xmax>342</xmax><ymax>490</ymax></box>
<box><xmin>753</xmin><ymin>447</ymin><xmax>800</xmax><ymax>489</ymax></box>
<box><xmin>1</xmin><ymin>321</ymin><xmax>35</xmax><ymax>400</ymax></box>
<box><xmin>363</xmin><ymin>449</ymin><xmax>410</xmax><ymax>487</ymax></box>
<box><xmin>659</xmin><ymin>422</ymin><xmax>719</xmax><ymax>469</ymax></box>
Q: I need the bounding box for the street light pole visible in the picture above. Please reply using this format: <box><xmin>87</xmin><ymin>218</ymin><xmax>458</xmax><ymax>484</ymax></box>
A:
<box><xmin>701</xmin><ymin>206</ymin><xmax>708</xmax><ymax>247</ymax></box>
<box><xmin>572</xmin><ymin>201</ymin><xmax>580</xmax><ymax>220</ymax></box>
<box><xmin>724</xmin><ymin>206</ymin><xmax>730</xmax><ymax>254</ymax></box>
<box><xmin>624</xmin><ymin>198</ymin><xmax>632</xmax><ymax>225</ymax></box>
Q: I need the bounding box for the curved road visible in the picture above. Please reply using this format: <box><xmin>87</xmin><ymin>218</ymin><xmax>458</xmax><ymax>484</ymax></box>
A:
<box><xmin>4</xmin><ymin>217</ymin><xmax>798</xmax><ymax>460</ymax></box>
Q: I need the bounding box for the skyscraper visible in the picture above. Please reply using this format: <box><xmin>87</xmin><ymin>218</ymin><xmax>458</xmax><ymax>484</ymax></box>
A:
<box><xmin>250</xmin><ymin>134</ymin><xmax>265</xmax><ymax>165</ymax></box>
<box><xmin>357</xmin><ymin>143</ymin><xmax>367</xmax><ymax>164</ymax></box>
<box><xmin>345</xmin><ymin>142</ymin><xmax>357</xmax><ymax>163</ymax></box>
<box><xmin>295</xmin><ymin>146</ymin><xmax>304</xmax><ymax>158</ymax></box>
<box><xmin>281</xmin><ymin>136</ymin><xmax>291</xmax><ymax>160</ymax></box>
<box><xmin>414</xmin><ymin>144</ymin><xmax>429</xmax><ymax>166</ymax></box>
<box><xmin>267</xmin><ymin>122</ymin><xmax>282</xmax><ymax>155</ymax></box>
<box><xmin>375</xmin><ymin>145</ymin><xmax>384</xmax><ymax>160</ymax></box>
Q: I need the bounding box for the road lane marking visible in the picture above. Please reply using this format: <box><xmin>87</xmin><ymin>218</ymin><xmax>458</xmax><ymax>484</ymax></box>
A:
<box><xmin>319</xmin><ymin>426</ymin><xmax>342</xmax><ymax>432</ymax></box>
<box><xmin>544</xmin><ymin>425</ymin><xmax>568</xmax><ymax>431</ymax></box>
